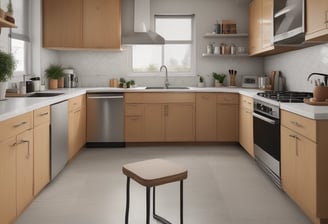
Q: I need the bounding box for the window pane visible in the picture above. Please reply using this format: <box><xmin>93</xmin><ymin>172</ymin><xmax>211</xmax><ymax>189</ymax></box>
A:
<box><xmin>164</xmin><ymin>44</ymin><xmax>191</xmax><ymax>72</ymax></box>
<box><xmin>11</xmin><ymin>39</ymin><xmax>25</xmax><ymax>73</ymax></box>
<box><xmin>155</xmin><ymin>18</ymin><xmax>192</xmax><ymax>41</ymax></box>
<box><xmin>132</xmin><ymin>45</ymin><xmax>162</xmax><ymax>72</ymax></box>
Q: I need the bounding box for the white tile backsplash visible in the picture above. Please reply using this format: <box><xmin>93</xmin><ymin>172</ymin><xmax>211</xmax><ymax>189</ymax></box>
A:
<box><xmin>264</xmin><ymin>44</ymin><xmax>328</xmax><ymax>92</ymax></box>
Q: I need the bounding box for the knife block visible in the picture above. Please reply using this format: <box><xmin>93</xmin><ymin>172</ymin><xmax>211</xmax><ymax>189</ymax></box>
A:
<box><xmin>313</xmin><ymin>86</ymin><xmax>328</xmax><ymax>102</ymax></box>
<box><xmin>229</xmin><ymin>74</ymin><xmax>236</xmax><ymax>87</ymax></box>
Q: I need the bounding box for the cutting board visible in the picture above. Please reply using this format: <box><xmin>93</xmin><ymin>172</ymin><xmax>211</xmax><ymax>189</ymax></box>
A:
<box><xmin>304</xmin><ymin>98</ymin><xmax>328</xmax><ymax>106</ymax></box>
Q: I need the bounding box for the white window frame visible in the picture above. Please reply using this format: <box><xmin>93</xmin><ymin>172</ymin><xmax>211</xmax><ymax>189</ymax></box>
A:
<box><xmin>129</xmin><ymin>14</ymin><xmax>196</xmax><ymax>77</ymax></box>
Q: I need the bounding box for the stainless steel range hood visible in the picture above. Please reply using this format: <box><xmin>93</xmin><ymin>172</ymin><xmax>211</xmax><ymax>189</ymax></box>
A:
<box><xmin>122</xmin><ymin>0</ymin><xmax>165</xmax><ymax>45</ymax></box>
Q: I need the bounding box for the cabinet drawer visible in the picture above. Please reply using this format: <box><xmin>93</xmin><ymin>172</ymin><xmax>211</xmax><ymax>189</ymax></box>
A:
<box><xmin>240</xmin><ymin>95</ymin><xmax>253</xmax><ymax>111</ymax></box>
<box><xmin>281</xmin><ymin>110</ymin><xmax>316</xmax><ymax>142</ymax></box>
<box><xmin>143</xmin><ymin>93</ymin><xmax>195</xmax><ymax>103</ymax></box>
<box><xmin>69</xmin><ymin>94</ymin><xmax>86</xmax><ymax>111</ymax></box>
<box><xmin>125</xmin><ymin>93</ymin><xmax>144</xmax><ymax>103</ymax></box>
<box><xmin>34</xmin><ymin>106</ymin><xmax>50</xmax><ymax>127</ymax></box>
<box><xmin>125</xmin><ymin>104</ymin><xmax>144</xmax><ymax>116</ymax></box>
<box><xmin>0</xmin><ymin>112</ymin><xmax>33</xmax><ymax>141</ymax></box>
<box><xmin>217</xmin><ymin>93</ymin><xmax>239</xmax><ymax>104</ymax></box>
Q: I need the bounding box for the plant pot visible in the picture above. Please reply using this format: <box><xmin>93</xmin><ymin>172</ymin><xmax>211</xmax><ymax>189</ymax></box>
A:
<box><xmin>48</xmin><ymin>79</ymin><xmax>58</xmax><ymax>89</ymax></box>
<box><xmin>0</xmin><ymin>82</ymin><xmax>8</xmax><ymax>100</ymax></box>
<box><xmin>0</xmin><ymin>9</ymin><xmax>5</xmax><ymax>19</ymax></box>
<box><xmin>215</xmin><ymin>81</ymin><xmax>223</xmax><ymax>87</ymax></box>
<box><xmin>198</xmin><ymin>82</ymin><xmax>205</xmax><ymax>88</ymax></box>
<box><xmin>58</xmin><ymin>77</ymin><xmax>64</xmax><ymax>88</ymax></box>
<box><xmin>313</xmin><ymin>86</ymin><xmax>328</xmax><ymax>102</ymax></box>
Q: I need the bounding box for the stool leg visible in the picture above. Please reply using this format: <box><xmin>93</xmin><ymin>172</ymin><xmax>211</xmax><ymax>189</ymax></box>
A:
<box><xmin>125</xmin><ymin>177</ymin><xmax>130</xmax><ymax>224</ymax></box>
<box><xmin>180</xmin><ymin>180</ymin><xmax>183</xmax><ymax>224</ymax></box>
<box><xmin>146</xmin><ymin>187</ymin><xmax>150</xmax><ymax>224</ymax></box>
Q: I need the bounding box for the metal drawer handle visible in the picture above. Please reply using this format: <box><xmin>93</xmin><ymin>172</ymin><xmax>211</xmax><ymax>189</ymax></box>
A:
<box><xmin>88</xmin><ymin>96</ymin><xmax>124</xmax><ymax>99</ymax></box>
<box><xmin>290</xmin><ymin>121</ymin><xmax>303</xmax><ymax>128</ymax></box>
<box><xmin>74</xmin><ymin>109</ymin><xmax>81</xmax><ymax>113</ymax></box>
<box><xmin>289</xmin><ymin>134</ymin><xmax>299</xmax><ymax>140</ymax></box>
<box><xmin>39</xmin><ymin>112</ymin><xmax>49</xmax><ymax>117</ymax></box>
<box><xmin>13</xmin><ymin>121</ymin><xmax>27</xmax><ymax>128</ymax></box>
<box><xmin>19</xmin><ymin>140</ymin><xmax>30</xmax><ymax>159</ymax></box>
<box><xmin>253</xmin><ymin>112</ymin><xmax>277</xmax><ymax>125</ymax></box>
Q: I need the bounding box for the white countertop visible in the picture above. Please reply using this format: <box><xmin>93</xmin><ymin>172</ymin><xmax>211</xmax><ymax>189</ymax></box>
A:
<box><xmin>1</xmin><ymin>87</ymin><xmax>328</xmax><ymax>121</ymax></box>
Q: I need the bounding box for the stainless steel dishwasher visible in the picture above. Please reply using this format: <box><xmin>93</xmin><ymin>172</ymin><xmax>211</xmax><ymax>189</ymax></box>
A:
<box><xmin>51</xmin><ymin>100</ymin><xmax>68</xmax><ymax>180</ymax></box>
<box><xmin>86</xmin><ymin>93</ymin><xmax>125</xmax><ymax>147</ymax></box>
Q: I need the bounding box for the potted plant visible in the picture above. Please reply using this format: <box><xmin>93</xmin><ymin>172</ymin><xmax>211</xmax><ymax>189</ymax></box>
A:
<box><xmin>119</xmin><ymin>78</ymin><xmax>126</xmax><ymax>88</ymax></box>
<box><xmin>197</xmin><ymin>75</ymin><xmax>205</xmax><ymax>87</ymax></box>
<box><xmin>45</xmin><ymin>64</ymin><xmax>65</xmax><ymax>89</ymax></box>
<box><xmin>0</xmin><ymin>50</ymin><xmax>16</xmax><ymax>100</ymax></box>
<box><xmin>130</xmin><ymin>80</ymin><xmax>135</xmax><ymax>88</ymax></box>
<box><xmin>213</xmin><ymin>72</ymin><xmax>226</xmax><ymax>87</ymax></box>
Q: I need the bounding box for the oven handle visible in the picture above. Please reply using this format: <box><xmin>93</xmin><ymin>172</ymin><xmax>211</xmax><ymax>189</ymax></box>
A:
<box><xmin>253</xmin><ymin>112</ymin><xmax>278</xmax><ymax>125</ymax></box>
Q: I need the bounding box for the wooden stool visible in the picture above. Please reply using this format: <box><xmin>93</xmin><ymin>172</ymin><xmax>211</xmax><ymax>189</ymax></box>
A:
<box><xmin>122</xmin><ymin>159</ymin><xmax>188</xmax><ymax>224</ymax></box>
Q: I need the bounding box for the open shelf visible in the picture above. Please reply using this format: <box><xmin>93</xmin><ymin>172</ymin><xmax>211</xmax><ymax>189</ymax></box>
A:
<box><xmin>0</xmin><ymin>18</ymin><xmax>17</xmax><ymax>28</ymax></box>
<box><xmin>202</xmin><ymin>53</ymin><xmax>249</xmax><ymax>57</ymax></box>
<box><xmin>204</xmin><ymin>33</ymin><xmax>248</xmax><ymax>38</ymax></box>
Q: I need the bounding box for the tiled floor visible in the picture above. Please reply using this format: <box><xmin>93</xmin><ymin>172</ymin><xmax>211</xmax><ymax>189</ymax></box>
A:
<box><xmin>17</xmin><ymin>144</ymin><xmax>312</xmax><ymax>224</ymax></box>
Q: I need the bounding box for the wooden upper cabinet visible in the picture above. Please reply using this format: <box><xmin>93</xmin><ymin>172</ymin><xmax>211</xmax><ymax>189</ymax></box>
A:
<box><xmin>306</xmin><ymin>0</ymin><xmax>328</xmax><ymax>42</ymax></box>
<box><xmin>249</xmin><ymin>0</ymin><xmax>274</xmax><ymax>56</ymax></box>
<box><xmin>83</xmin><ymin>0</ymin><xmax>121</xmax><ymax>49</ymax></box>
<box><xmin>43</xmin><ymin>0</ymin><xmax>83</xmax><ymax>48</ymax></box>
<box><xmin>43</xmin><ymin>0</ymin><xmax>121</xmax><ymax>49</ymax></box>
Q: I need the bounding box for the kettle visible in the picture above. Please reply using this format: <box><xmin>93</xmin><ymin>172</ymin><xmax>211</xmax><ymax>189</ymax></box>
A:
<box><xmin>64</xmin><ymin>69</ymin><xmax>78</xmax><ymax>88</ymax></box>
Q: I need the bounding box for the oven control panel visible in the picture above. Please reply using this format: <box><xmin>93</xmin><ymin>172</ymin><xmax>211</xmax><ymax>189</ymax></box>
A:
<box><xmin>254</xmin><ymin>100</ymin><xmax>279</xmax><ymax>119</ymax></box>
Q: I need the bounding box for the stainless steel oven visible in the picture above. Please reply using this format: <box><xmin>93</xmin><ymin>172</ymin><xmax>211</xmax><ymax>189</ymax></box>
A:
<box><xmin>253</xmin><ymin>99</ymin><xmax>281</xmax><ymax>187</ymax></box>
<box><xmin>253</xmin><ymin>91</ymin><xmax>313</xmax><ymax>188</ymax></box>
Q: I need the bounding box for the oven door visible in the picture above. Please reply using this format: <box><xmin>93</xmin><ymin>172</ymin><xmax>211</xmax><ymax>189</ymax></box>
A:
<box><xmin>253</xmin><ymin>112</ymin><xmax>281</xmax><ymax>183</ymax></box>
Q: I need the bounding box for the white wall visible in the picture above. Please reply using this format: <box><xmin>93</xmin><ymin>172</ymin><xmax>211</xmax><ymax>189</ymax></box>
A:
<box><xmin>0</xmin><ymin>0</ymin><xmax>10</xmax><ymax>52</ymax></box>
<box><xmin>264</xmin><ymin>44</ymin><xmax>328</xmax><ymax>92</ymax></box>
<box><xmin>57</xmin><ymin>0</ymin><xmax>264</xmax><ymax>87</ymax></box>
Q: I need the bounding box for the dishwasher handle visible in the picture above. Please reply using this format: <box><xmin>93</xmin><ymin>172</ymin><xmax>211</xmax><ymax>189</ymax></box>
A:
<box><xmin>87</xmin><ymin>95</ymin><xmax>124</xmax><ymax>99</ymax></box>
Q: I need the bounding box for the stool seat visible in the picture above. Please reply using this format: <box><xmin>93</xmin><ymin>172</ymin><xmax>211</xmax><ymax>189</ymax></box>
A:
<box><xmin>123</xmin><ymin>158</ymin><xmax>188</xmax><ymax>224</ymax></box>
<box><xmin>122</xmin><ymin>159</ymin><xmax>188</xmax><ymax>187</ymax></box>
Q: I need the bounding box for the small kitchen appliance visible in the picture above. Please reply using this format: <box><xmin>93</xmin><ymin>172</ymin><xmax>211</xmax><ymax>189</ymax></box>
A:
<box><xmin>241</xmin><ymin>75</ymin><xmax>257</xmax><ymax>88</ymax></box>
<box><xmin>64</xmin><ymin>69</ymin><xmax>78</xmax><ymax>88</ymax></box>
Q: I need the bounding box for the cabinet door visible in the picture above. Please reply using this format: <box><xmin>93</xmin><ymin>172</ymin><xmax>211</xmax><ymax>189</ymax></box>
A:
<box><xmin>69</xmin><ymin>109</ymin><xmax>83</xmax><ymax>160</ymax></box>
<box><xmin>34</xmin><ymin>123</ymin><xmax>50</xmax><ymax>196</ymax></box>
<box><xmin>239</xmin><ymin>108</ymin><xmax>254</xmax><ymax>157</ymax></box>
<box><xmin>43</xmin><ymin>0</ymin><xmax>83</xmax><ymax>48</ymax></box>
<box><xmin>306</xmin><ymin>0</ymin><xmax>328</xmax><ymax>41</ymax></box>
<box><xmin>125</xmin><ymin>116</ymin><xmax>145</xmax><ymax>142</ymax></box>
<box><xmin>77</xmin><ymin>106</ymin><xmax>86</xmax><ymax>150</ymax></box>
<box><xmin>16</xmin><ymin>129</ymin><xmax>34</xmax><ymax>216</ymax></box>
<box><xmin>281</xmin><ymin>126</ymin><xmax>316</xmax><ymax>221</ymax></box>
<box><xmin>249</xmin><ymin>0</ymin><xmax>261</xmax><ymax>55</ymax></box>
<box><xmin>0</xmin><ymin>137</ymin><xmax>17</xmax><ymax>224</ymax></box>
<box><xmin>144</xmin><ymin>104</ymin><xmax>165</xmax><ymax>141</ymax></box>
<box><xmin>83</xmin><ymin>0</ymin><xmax>121</xmax><ymax>48</ymax></box>
<box><xmin>217</xmin><ymin>104</ymin><xmax>238</xmax><ymax>141</ymax></box>
<box><xmin>196</xmin><ymin>93</ymin><xmax>217</xmax><ymax>141</ymax></box>
<box><xmin>165</xmin><ymin>104</ymin><xmax>195</xmax><ymax>142</ymax></box>
<box><xmin>262</xmin><ymin>0</ymin><xmax>274</xmax><ymax>49</ymax></box>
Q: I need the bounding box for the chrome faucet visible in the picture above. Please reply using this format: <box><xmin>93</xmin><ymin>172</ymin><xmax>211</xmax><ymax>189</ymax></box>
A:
<box><xmin>160</xmin><ymin>65</ymin><xmax>169</xmax><ymax>89</ymax></box>
<box><xmin>307</xmin><ymin>73</ymin><xmax>328</xmax><ymax>86</ymax></box>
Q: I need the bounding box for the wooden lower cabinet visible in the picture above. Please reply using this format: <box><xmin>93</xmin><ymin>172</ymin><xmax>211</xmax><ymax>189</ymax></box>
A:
<box><xmin>281</xmin><ymin>126</ymin><xmax>316</xmax><ymax>222</ymax></box>
<box><xmin>68</xmin><ymin>95</ymin><xmax>86</xmax><ymax>160</ymax></box>
<box><xmin>33</xmin><ymin>106</ymin><xmax>51</xmax><ymax>196</ymax></box>
<box><xmin>125</xmin><ymin>93</ymin><xmax>195</xmax><ymax>142</ymax></box>
<box><xmin>306</xmin><ymin>0</ymin><xmax>328</xmax><ymax>42</ymax></box>
<box><xmin>195</xmin><ymin>93</ymin><xmax>217</xmax><ymax>141</ymax></box>
<box><xmin>16</xmin><ymin>129</ymin><xmax>34</xmax><ymax>216</ymax></box>
<box><xmin>217</xmin><ymin>104</ymin><xmax>238</xmax><ymax>141</ymax></box>
<box><xmin>165</xmin><ymin>103</ymin><xmax>195</xmax><ymax>141</ymax></box>
<box><xmin>239</xmin><ymin>95</ymin><xmax>254</xmax><ymax>157</ymax></box>
<box><xmin>0</xmin><ymin>137</ymin><xmax>17</xmax><ymax>224</ymax></box>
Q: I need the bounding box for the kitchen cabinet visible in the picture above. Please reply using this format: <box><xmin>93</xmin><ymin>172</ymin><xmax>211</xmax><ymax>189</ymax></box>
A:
<box><xmin>216</xmin><ymin>93</ymin><xmax>239</xmax><ymax>141</ymax></box>
<box><xmin>249</xmin><ymin>0</ymin><xmax>274</xmax><ymax>56</ymax></box>
<box><xmin>305</xmin><ymin>0</ymin><xmax>328</xmax><ymax>42</ymax></box>
<box><xmin>196</xmin><ymin>93</ymin><xmax>217</xmax><ymax>141</ymax></box>
<box><xmin>281</xmin><ymin>110</ymin><xmax>328</xmax><ymax>224</ymax></box>
<box><xmin>43</xmin><ymin>0</ymin><xmax>83</xmax><ymax>48</ymax></box>
<box><xmin>43</xmin><ymin>0</ymin><xmax>121</xmax><ymax>49</ymax></box>
<box><xmin>16</xmin><ymin>128</ymin><xmax>34</xmax><ymax>215</ymax></box>
<box><xmin>83</xmin><ymin>0</ymin><xmax>121</xmax><ymax>48</ymax></box>
<box><xmin>33</xmin><ymin>106</ymin><xmax>50</xmax><ymax>196</ymax></box>
<box><xmin>68</xmin><ymin>95</ymin><xmax>86</xmax><ymax>160</ymax></box>
<box><xmin>0</xmin><ymin>112</ymin><xmax>33</xmax><ymax>223</ymax></box>
<box><xmin>125</xmin><ymin>93</ymin><xmax>195</xmax><ymax>142</ymax></box>
<box><xmin>239</xmin><ymin>95</ymin><xmax>254</xmax><ymax>157</ymax></box>
<box><xmin>195</xmin><ymin>93</ymin><xmax>239</xmax><ymax>142</ymax></box>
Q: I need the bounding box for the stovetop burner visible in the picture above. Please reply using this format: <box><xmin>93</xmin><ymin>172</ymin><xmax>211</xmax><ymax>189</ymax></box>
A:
<box><xmin>257</xmin><ymin>91</ymin><xmax>313</xmax><ymax>103</ymax></box>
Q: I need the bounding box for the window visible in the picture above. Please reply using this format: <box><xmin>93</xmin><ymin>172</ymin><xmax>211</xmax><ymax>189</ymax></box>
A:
<box><xmin>132</xmin><ymin>15</ymin><xmax>194</xmax><ymax>74</ymax></box>
<box><xmin>10</xmin><ymin>0</ymin><xmax>30</xmax><ymax>75</ymax></box>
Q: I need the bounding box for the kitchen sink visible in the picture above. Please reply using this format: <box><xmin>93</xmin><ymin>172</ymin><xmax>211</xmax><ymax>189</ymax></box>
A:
<box><xmin>146</xmin><ymin>86</ymin><xmax>190</xmax><ymax>89</ymax></box>
<box><xmin>27</xmin><ymin>92</ymin><xmax>64</xmax><ymax>97</ymax></box>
